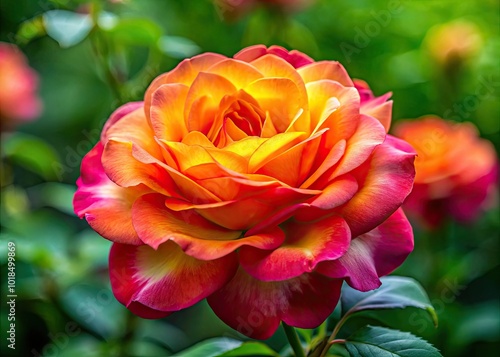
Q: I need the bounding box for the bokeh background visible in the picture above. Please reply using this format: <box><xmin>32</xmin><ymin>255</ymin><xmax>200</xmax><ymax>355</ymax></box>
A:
<box><xmin>0</xmin><ymin>0</ymin><xmax>498</xmax><ymax>356</ymax></box>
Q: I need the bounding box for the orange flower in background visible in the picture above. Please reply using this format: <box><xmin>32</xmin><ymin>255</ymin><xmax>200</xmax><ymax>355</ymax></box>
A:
<box><xmin>394</xmin><ymin>116</ymin><xmax>498</xmax><ymax>229</ymax></box>
<box><xmin>0</xmin><ymin>42</ymin><xmax>42</xmax><ymax>131</ymax></box>
<box><xmin>74</xmin><ymin>45</ymin><xmax>416</xmax><ymax>339</ymax></box>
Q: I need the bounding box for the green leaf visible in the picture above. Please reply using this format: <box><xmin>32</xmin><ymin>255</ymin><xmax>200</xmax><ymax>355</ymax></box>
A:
<box><xmin>3</xmin><ymin>132</ymin><xmax>60</xmax><ymax>180</ymax></box>
<box><xmin>16</xmin><ymin>16</ymin><xmax>46</xmax><ymax>45</ymax></box>
<box><xmin>103</xmin><ymin>18</ymin><xmax>162</xmax><ymax>46</ymax></box>
<box><xmin>158</xmin><ymin>35</ymin><xmax>201</xmax><ymax>59</ymax></box>
<box><xmin>344</xmin><ymin>325</ymin><xmax>442</xmax><ymax>357</ymax></box>
<box><xmin>341</xmin><ymin>276</ymin><xmax>438</xmax><ymax>327</ymax></box>
<box><xmin>220</xmin><ymin>341</ymin><xmax>278</xmax><ymax>356</ymax></box>
<box><xmin>43</xmin><ymin>10</ymin><xmax>94</xmax><ymax>48</ymax></box>
<box><xmin>172</xmin><ymin>338</ymin><xmax>242</xmax><ymax>357</ymax></box>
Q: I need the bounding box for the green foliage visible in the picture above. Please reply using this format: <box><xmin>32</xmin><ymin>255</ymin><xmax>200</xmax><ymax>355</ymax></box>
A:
<box><xmin>341</xmin><ymin>276</ymin><xmax>438</xmax><ymax>327</ymax></box>
<box><xmin>344</xmin><ymin>326</ymin><xmax>442</xmax><ymax>357</ymax></box>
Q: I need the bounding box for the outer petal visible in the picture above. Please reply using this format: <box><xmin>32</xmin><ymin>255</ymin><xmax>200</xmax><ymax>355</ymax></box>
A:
<box><xmin>144</xmin><ymin>53</ymin><xmax>226</xmax><ymax>119</ymax></box>
<box><xmin>234</xmin><ymin>44</ymin><xmax>314</xmax><ymax>69</ymax></box>
<box><xmin>103</xmin><ymin>106</ymin><xmax>162</xmax><ymax>160</ymax></box>
<box><xmin>298</xmin><ymin>61</ymin><xmax>354</xmax><ymax>86</ymax></box>
<box><xmin>73</xmin><ymin>143</ymin><xmax>146</xmax><ymax>245</ymax></box>
<box><xmin>208</xmin><ymin>268</ymin><xmax>342</xmax><ymax>339</ymax></box>
<box><xmin>101</xmin><ymin>101</ymin><xmax>144</xmax><ymax>142</ymax></box>
<box><xmin>354</xmin><ymin>79</ymin><xmax>392</xmax><ymax>132</ymax></box>
<box><xmin>239</xmin><ymin>216</ymin><xmax>351</xmax><ymax>281</ymax></box>
<box><xmin>103</xmin><ymin>139</ymin><xmax>178</xmax><ymax>197</ymax></box>
<box><xmin>109</xmin><ymin>241</ymin><xmax>238</xmax><ymax>314</ymax></box>
<box><xmin>317</xmin><ymin>208</ymin><xmax>413</xmax><ymax>291</ymax></box>
<box><xmin>340</xmin><ymin>135</ymin><xmax>416</xmax><ymax>236</ymax></box>
<box><xmin>150</xmin><ymin>83</ymin><xmax>189</xmax><ymax>141</ymax></box>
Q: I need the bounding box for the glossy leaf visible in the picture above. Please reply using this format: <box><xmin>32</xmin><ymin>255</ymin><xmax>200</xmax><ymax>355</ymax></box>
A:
<box><xmin>172</xmin><ymin>338</ymin><xmax>242</xmax><ymax>357</ymax></box>
<box><xmin>341</xmin><ymin>276</ymin><xmax>438</xmax><ymax>327</ymax></box>
<box><xmin>345</xmin><ymin>325</ymin><xmax>442</xmax><ymax>357</ymax></box>
<box><xmin>220</xmin><ymin>341</ymin><xmax>278</xmax><ymax>356</ymax></box>
<box><xmin>3</xmin><ymin>132</ymin><xmax>60</xmax><ymax>180</ymax></box>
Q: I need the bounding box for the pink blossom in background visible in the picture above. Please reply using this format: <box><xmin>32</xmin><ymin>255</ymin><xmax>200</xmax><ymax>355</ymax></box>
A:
<box><xmin>394</xmin><ymin>116</ymin><xmax>498</xmax><ymax>229</ymax></box>
<box><xmin>0</xmin><ymin>42</ymin><xmax>42</xmax><ymax>130</ymax></box>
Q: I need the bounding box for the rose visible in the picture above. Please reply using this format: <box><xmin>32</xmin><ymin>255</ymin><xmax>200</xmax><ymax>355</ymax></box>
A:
<box><xmin>393</xmin><ymin>116</ymin><xmax>498</xmax><ymax>229</ymax></box>
<box><xmin>74</xmin><ymin>45</ymin><xmax>416</xmax><ymax>339</ymax></box>
<box><xmin>0</xmin><ymin>42</ymin><xmax>42</xmax><ymax>131</ymax></box>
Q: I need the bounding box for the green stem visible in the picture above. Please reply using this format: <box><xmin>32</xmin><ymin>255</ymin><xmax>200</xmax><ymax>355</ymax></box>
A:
<box><xmin>282</xmin><ymin>322</ymin><xmax>306</xmax><ymax>357</ymax></box>
<box><xmin>318</xmin><ymin>313</ymin><xmax>350</xmax><ymax>357</ymax></box>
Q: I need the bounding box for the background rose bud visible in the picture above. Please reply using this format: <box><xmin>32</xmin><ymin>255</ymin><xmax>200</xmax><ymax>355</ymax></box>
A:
<box><xmin>74</xmin><ymin>45</ymin><xmax>416</xmax><ymax>339</ymax></box>
<box><xmin>393</xmin><ymin>116</ymin><xmax>498</xmax><ymax>229</ymax></box>
<box><xmin>0</xmin><ymin>42</ymin><xmax>42</xmax><ymax>131</ymax></box>
<box><xmin>424</xmin><ymin>20</ymin><xmax>483</xmax><ymax>67</ymax></box>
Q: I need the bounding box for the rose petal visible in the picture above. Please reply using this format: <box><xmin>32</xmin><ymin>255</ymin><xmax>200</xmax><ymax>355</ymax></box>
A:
<box><xmin>132</xmin><ymin>193</ymin><xmax>285</xmax><ymax>259</ymax></box>
<box><xmin>340</xmin><ymin>135</ymin><xmax>416</xmax><ymax>236</ymax></box>
<box><xmin>150</xmin><ymin>83</ymin><xmax>189</xmax><ymax>141</ymax></box>
<box><xmin>240</xmin><ymin>216</ymin><xmax>350</xmax><ymax>281</ymax></box>
<box><xmin>298</xmin><ymin>61</ymin><xmax>354</xmax><ymax>86</ymax></box>
<box><xmin>207</xmin><ymin>268</ymin><xmax>342</xmax><ymax>339</ymax></box>
<box><xmin>102</xmin><ymin>139</ymin><xmax>178</xmax><ymax>197</ymax></box>
<box><xmin>74</xmin><ymin>143</ymin><xmax>146</xmax><ymax>245</ymax></box>
<box><xmin>144</xmin><ymin>53</ymin><xmax>226</xmax><ymax>118</ymax></box>
<box><xmin>317</xmin><ymin>208</ymin><xmax>413</xmax><ymax>291</ymax></box>
<box><xmin>234</xmin><ymin>44</ymin><xmax>314</xmax><ymax>69</ymax></box>
<box><xmin>109</xmin><ymin>241</ymin><xmax>238</xmax><ymax>313</ymax></box>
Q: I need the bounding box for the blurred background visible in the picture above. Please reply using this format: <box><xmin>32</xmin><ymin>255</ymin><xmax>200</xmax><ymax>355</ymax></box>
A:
<box><xmin>0</xmin><ymin>0</ymin><xmax>498</xmax><ymax>356</ymax></box>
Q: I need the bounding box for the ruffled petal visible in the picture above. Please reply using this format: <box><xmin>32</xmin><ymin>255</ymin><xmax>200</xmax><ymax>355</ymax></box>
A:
<box><xmin>144</xmin><ymin>53</ymin><xmax>226</xmax><ymax>118</ymax></box>
<box><xmin>109</xmin><ymin>241</ymin><xmax>238</xmax><ymax>314</ymax></box>
<box><xmin>207</xmin><ymin>58</ymin><xmax>264</xmax><ymax>89</ymax></box>
<box><xmin>239</xmin><ymin>216</ymin><xmax>350</xmax><ymax>281</ymax></box>
<box><xmin>149</xmin><ymin>83</ymin><xmax>189</xmax><ymax>141</ymax></box>
<box><xmin>317</xmin><ymin>208</ymin><xmax>413</xmax><ymax>291</ymax></box>
<box><xmin>207</xmin><ymin>268</ymin><xmax>342</xmax><ymax>339</ymax></box>
<box><xmin>73</xmin><ymin>143</ymin><xmax>146</xmax><ymax>245</ymax></box>
<box><xmin>234</xmin><ymin>44</ymin><xmax>314</xmax><ymax>69</ymax></box>
<box><xmin>132</xmin><ymin>193</ymin><xmax>285</xmax><ymax>259</ymax></box>
<box><xmin>340</xmin><ymin>135</ymin><xmax>416</xmax><ymax>236</ymax></box>
<box><xmin>298</xmin><ymin>61</ymin><xmax>354</xmax><ymax>86</ymax></box>
<box><xmin>102</xmin><ymin>139</ymin><xmax>178</xmax><ymax>197</ymax></box>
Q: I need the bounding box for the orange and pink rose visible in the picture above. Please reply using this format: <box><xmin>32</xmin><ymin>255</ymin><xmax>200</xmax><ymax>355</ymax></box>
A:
<box><xmin>0</xmin><ymin>42</ymin><xmax>42</xmax><ymax>130</ymax></box>
<box><xmin>74</xmin><ymin>45</ymin><xmax>416</xmax><ymax>339</ymax></box>
<box><xmin>394</xmin><ymin>116</ymin><xmax>498</xmax><ymax>229</ymax></box>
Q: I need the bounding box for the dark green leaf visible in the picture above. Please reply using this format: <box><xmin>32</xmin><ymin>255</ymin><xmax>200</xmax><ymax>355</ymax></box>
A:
<box><xmin>43</xmin><ymin>10</ymin><xmax>93</xmax><ymax>48</ymax></box>
<box><xmin>4</xmin><ymin>133</ymin><xmax>60</xmax><ymax>180</ymax></box>
<box><xmin>345</xmin><ymin>325</ymin><xmax>442</xmax><ymax>357</ymax></box>
<box><xmin>341</xmin><ymin>276</ymin><xmax>438</xmax><ymax>327</ymax></box>
<box><xmin>172</xmin><ymin>338</ymin><xmax>242</xmax><ymax>357</ymax></box>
